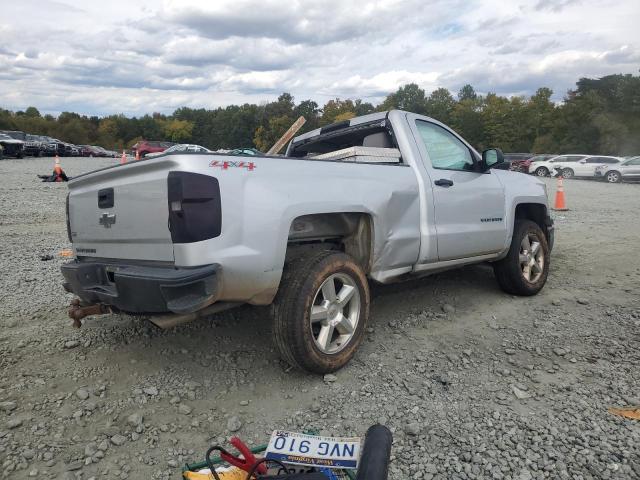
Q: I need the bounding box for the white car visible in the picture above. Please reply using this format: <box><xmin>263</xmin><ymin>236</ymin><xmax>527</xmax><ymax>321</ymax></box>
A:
<box><xmin>147</xmin><ymin>144</ymin><xmax>212</xmax><ymax>157</ymax></box>
<box><xmin>552</xmin><ymin>155</ymin><xmax>622</xmax><ymax>179</ymax></box>
<box><xmin>595</xmin><ymin>156</ymin><xmax>640</xmax><ymax>183</ymax></box>
<box><xmin>528</xmin><ymin>154</ymin><xmax>588</xmax><ymax>177</ymax></box>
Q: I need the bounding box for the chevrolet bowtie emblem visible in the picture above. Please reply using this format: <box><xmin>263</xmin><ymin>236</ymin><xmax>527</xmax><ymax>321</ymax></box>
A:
<box><xmin>99</xmin><ymin>212</ymin><xmax>116</xmax><ymax>228</ymax></box>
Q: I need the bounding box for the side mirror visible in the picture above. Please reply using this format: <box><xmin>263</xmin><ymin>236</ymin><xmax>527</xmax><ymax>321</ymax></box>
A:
<box><xmin>579</xmin><ymin>159</ymin><xmax>587</xmax><ymax>164</ymax></box>
<box><xmin>482</xmin><ymin>148</ymin><xmax>505</xmax><ymax>170</ymax></box>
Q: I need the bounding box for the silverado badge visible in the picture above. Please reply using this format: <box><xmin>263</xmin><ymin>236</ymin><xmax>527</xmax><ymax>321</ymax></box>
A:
<box><xmin>99</xmin><ymin>213</ymin><xmax>116</xmax><ymax>228</ymax></box>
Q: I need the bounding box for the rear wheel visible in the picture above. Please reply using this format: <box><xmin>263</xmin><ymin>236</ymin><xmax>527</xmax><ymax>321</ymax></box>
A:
<box><xmin>271</xmin><ymin>251</ymin><xmax>370</xmax><ymax>373</ymax></box>
<box><xmin>535</xmin><ymin>167</ymin><xmax>549</xmax><ymax>177</ymax></box>
<box><xmin>493</xmin><ymin>220</ymin><xmax>550</xmax><ymax>296</ymax></box>
<box><xmin>606</xmin><ymin>171</ymin><xmax>621</xmax><ymax>183</ymax></box>
<box><xmin>561</xmin><ymin>168</ymin><xmax>574</xmax><ymax>179</ymax></box>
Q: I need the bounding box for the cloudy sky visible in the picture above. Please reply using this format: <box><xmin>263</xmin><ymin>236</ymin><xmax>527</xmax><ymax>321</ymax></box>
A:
<box><xmin>1</xmin><ymin>0</ymin><xmax>638</xmax><ymax>116</ymax></box>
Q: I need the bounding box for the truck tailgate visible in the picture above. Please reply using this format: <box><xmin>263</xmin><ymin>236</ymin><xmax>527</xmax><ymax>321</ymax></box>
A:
<box><xmin>68</xmin><ymin>160</ymin><xmax>174</xmax><ymax>262</ymax></box>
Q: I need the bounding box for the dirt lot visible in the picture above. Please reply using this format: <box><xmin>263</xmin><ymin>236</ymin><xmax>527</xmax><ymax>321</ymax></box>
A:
<box><xmin>0</xmin><ymin>157</ymin><xmax>639</xmax><ymax>480</ymax></box>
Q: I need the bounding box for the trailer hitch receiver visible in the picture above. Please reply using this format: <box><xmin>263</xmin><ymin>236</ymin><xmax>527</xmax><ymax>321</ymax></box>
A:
<box><xmin>68</xmin><ymin>299</ymin><xmax>112</xmax><ymax>328</ymax></box>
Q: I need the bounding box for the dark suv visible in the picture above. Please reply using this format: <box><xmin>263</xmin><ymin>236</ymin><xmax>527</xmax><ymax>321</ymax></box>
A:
<box><xmin>0</xmin><ymin>133</ymin><xmax>25</xmax><ymax>158</ymax></box>
<box><xmin>131</xmin><ymin>140</ymin><xmax>175</xmax><ymax>157</ymax></box>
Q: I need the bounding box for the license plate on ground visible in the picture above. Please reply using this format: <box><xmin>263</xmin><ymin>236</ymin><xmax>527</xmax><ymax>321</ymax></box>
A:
<box><xmin>265</xmin><ymin>431</ymin><xmax>360</xmax><ymax>469</ymax></box>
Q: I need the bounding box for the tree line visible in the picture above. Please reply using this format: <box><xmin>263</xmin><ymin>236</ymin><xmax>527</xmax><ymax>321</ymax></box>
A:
<box><xmin>1</xmin><ymin>73</ymin><xmax>638</xmax><ymax>155</ymax></box>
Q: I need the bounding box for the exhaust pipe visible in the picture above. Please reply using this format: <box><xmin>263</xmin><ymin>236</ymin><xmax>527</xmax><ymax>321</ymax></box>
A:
<box><xmin>67</xmin><ymin>299</ymin><xmax>239</xmax><ymax>329</ymax></box>
<box><xmin>149</xmin><ymin>302</ymin><xmax>240</xmax><ymax>329</ymax></box>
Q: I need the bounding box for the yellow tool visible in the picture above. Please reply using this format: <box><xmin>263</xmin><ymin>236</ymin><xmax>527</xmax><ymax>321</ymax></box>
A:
<box><xmin>608</xmin><ymin>406</ymin><xmax>640</xmax><ymax>420</ymax></box>
<box><xmin>183</xmin><ymin>466</ymin><xmax>248</xmax><ymax>480</ymax></box>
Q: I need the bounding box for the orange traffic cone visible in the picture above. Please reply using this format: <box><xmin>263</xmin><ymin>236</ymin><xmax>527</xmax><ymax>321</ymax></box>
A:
<box><xmin>120</xmin><ymin>150</ymin><xmax>127</xmax><ymax>165</ymax></box>
<box><xmin>135</xmin><ymin>150</ymin><xmax>140</xmax><ymax>161</ymax></box>
<box><xmin>553</xmin><ymin>176</ymin><xmax>568</xmax><ymax>211</ymax></box>
<box><xmin>54</xmin><ymin>154</ymin><xmax>62</xmax><ymax>175</ymax></box>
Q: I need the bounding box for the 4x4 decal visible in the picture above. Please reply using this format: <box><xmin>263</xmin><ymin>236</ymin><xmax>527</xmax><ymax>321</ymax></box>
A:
<box><xmin>209</xmin><ymin>160</ymin><xmax>256</xmax><ymax>171</ymax></box>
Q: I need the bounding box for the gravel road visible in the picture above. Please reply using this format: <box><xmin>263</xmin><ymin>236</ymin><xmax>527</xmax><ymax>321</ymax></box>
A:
<box><xmin>0</xmin><ymin>157</ymin><xmax>639</xmax><ymax>480</ymax></box>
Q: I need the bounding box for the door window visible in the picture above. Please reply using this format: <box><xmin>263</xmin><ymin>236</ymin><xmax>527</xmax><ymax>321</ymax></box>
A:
<box><xmin>415</xmin><ymin>121</ymin><xmax>474</xmax><ymax>171</ymax></box>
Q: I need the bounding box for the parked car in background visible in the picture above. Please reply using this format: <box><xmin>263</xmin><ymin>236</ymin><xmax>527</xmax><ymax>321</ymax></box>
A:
<box><xmin>39</xmin><ymin>136</ymin><xmax>65</xmax><ymax>156</ymax></box>
<box><xmin>511</xmin><ymin>154</ymin><xmax>555</xmax><ymax>173</ymax></box>
<box><xmin>595</xmin><ymin>156</ymin><xmax>640</xmax><ymax>183</ymax></box>
<box><xmin>1</xmin><ymin>130</ymin><xmax>45</xmax><ymax>157</ymax></box>
<box><xmin>131</xmin><ymin>140</ymin><xmax>175</xmax><ymax>158</ymax></box>
<box><xmin>0</xmin><ymin>133</ymin><xmax>25</xmax><ymax>158</ymax></box>
<box><xmin>230</xmin><ymin>147</ymin><xmax>262</xmax><ymax>156</ymax></box>
<box><xmin>552</xmin><ymin>155</ymin><xmax>622</xmax><ymax>179</ymax></box>
<box><xmin>93</xmin><ymin>146</ymin><xmax>117</xmax><ymax>158</ymax></box>
<box><xmin>24</xmin><ymin>134</ymin><xmax>45</xmax><ymax>156</ymax></box>
<box><xmin>528</xmin><ymin>154</ymin><xmax>588</xmax><ymax>177</ymax></box>
<box><xmin>80</xmin><ymin>145</ymin><xmax>98</xmax><ymax>157</ymax></box>
<box><xmin>146</xmin><ymin>143</ymin><xmax>212</xmax><ymax>157</ymax></box>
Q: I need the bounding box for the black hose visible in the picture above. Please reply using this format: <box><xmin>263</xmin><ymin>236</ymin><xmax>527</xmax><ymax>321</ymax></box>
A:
<box><xmin>244</xmin><ymin>458</ymin><xmax>290</xmax><ymax>479</ymax></box>
<box><xmin>205</xmin><ymin>446</ymin><xmax>228</xmax><ymax>480</ymax></box>
<box><xmin>355</xmin><ymin>425</ymin><xmax>393</xmax><ymax>480</ymax></box>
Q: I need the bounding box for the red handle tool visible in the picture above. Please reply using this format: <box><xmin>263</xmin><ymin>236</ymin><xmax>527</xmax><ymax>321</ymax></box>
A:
<box><xmin>219</xmin><ymin>437</ymin><xmax>268</xmax><ymax>475</ymax></box>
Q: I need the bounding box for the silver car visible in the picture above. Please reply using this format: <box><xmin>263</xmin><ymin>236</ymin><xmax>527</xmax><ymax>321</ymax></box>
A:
<box><xmin>594</xmin><ymin>156</ymin><xmax>640</xmax><ymax>183</ymax></box>
<box><xmin>552</xmin><ymin>155</ymin><xmax>622</xmax><ymax>179</ymax></box>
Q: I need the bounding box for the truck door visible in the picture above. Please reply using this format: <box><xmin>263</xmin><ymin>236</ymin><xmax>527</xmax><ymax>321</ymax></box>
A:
<box><xmin>409</xmin><ymin>117</ymin><xmax>506</xmax><ymax>261</ymax></box>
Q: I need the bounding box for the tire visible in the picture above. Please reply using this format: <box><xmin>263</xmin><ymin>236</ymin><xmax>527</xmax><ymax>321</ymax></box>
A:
<box><xmin>535</xmin><ymin>167</ymin><xmax>549</xmax><ymax>177</ymax></box>
<box><xmin>606</xmin><ymin>171</ymin><xmax>621</xmax><ymax>183</ymax></box>
<box><xmin>356</xmin><ymin>425</ymin><xmax>393</xmax><ymax>480</ymax></box>
<box><xmin>271</xmin><ymin>250</ymin><xmax>370</xmax><ymax>373</ymax></box>
<box><xmin>493</xmin><ymin>220</ymin><xmax>550</xmax><ymax>296</ymax></box>
<box><xmin>561</xmin><ymin>168</ymin><xmax>574</xmax><ymax>179</ymax></box>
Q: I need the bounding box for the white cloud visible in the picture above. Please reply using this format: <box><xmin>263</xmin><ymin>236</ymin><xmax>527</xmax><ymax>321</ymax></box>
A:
<box><xmin>0</xmin><ymin>0</ymin><xmax>638</xmax><ymax>115</ymax></box>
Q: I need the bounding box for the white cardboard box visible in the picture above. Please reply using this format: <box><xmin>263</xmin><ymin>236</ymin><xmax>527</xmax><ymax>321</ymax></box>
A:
<box><xmin>312</xmin><ymin>147</ymin><xmax>401</xmax><ymax>163</ymax></box>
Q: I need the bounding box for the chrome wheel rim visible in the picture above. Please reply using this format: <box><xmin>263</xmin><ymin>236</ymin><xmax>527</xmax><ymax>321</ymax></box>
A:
<box><xmin>562</xmin><ymin>169</ymin><xmax>573</xmax><ymax>178</ymax></box>
<box><xmin>607</xmin><ymin>172</ymin><xmax>619</xmax><ymax>183</ymax></box>
<box><xmin>310</xmin><ymin>273</ymin><xmax>360</xmax><ymax>354</ymax></box>
<box><xmin>519</xmin><ymin>233</ymin><xmax>544</xmax><ymax>283</ymax></box>
<box><xmin>536</xmin><ymin>168</ymin><xmax>547</xmax><ymax>177</ymax></box>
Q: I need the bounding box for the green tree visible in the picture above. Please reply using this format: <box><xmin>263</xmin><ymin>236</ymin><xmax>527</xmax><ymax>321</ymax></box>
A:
<box><xmin>457</xmin><ymin>84</ymin><xmax>477</xmax><ymax>102</ymax></box>
<box><xmin>425</xmin><ymin>88</ymin><xmax>455</xmax><ymax>124</ymax></box>
<box><xmin>162</xmin><ymin>119</ymin><xmax>194</xmax><ymax>143</ymax></box>
<box><xmin>253</xmin><ymin>115</ymin><xmax>293</xmax><ymax>151</ymax></box>
<box><xmin>379</xmin><ymin>83</ymin><xmax>427</xmax><ymax>113</ymax></box>
<box><xmin>24</xmin><ymin>106</ymin><xmax>41</xmax><ymax>118</ymax></box>
<box><xmin>320</xmin><ymin>99</ymin><xmax>356</xmax><ymax>125</ymax></box>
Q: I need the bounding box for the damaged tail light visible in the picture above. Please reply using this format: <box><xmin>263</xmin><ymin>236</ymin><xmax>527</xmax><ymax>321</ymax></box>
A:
<box><xmin>167</xmin><ymin>171</ymin><xmax>222</xmax><ymax>243</ymax></box>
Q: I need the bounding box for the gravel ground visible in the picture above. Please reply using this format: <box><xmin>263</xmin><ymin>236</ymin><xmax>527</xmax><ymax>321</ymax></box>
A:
<box><xmin>0</xmin><ymin>157</ymin><xmax>639</xmax><ymax>480</ymax></box>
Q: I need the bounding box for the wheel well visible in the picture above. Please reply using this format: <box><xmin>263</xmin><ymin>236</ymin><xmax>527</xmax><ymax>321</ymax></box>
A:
<box><xmin>285</xmin><ymin>213</ymin><xmax>373</xmax><ymax>273</ymax></box>
<box><xmin>515</xmin><ymin>203</ymin><xmax>546</xmax><ymax>231</ymax></box>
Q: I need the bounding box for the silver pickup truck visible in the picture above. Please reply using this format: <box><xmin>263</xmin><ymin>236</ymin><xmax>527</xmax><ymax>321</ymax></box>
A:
<box><xmin>62</xmin><ymin>110</ymin><xmax>554</xmax><ymax>373</ymax></box>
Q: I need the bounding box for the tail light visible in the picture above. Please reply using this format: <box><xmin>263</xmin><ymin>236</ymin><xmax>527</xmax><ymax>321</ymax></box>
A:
<box><xmin>167</xmin><ymin>171</ymin><xmax>222</xmax><ymax>243</ymax></box>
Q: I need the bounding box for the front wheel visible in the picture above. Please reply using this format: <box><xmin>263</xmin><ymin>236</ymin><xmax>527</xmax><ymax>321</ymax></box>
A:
<box><xmin>493</xmin><ymin>220</ymin><xmax>550</xmax><ymax>296</ymax></box>
<box><xmin>271</xmin><ymin>251</ymin><xmax>370</xmax><ymax>373</ymax></box>
<box><xmin>561</xmin><ymin>168</ymin><xmax>574</xmax><ymax>179</ymax></box>
<box><xmin>535</xmin><ymin>167</ymin><xmax>549</xmax><ymax>177</ymax></box>
<box><xmin>606</xmin><ymin>171</ymin><xmax>621</xmax><ymax>183</ymax></box>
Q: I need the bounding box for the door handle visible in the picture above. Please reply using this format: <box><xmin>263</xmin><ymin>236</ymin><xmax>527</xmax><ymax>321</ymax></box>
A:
<box><xmin>434</xmin><ymin>178</ymin><xmax>454</xmax><ymax>187</ymax></box>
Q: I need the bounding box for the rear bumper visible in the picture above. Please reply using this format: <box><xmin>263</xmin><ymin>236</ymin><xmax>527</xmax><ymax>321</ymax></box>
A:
<box><xmin>61</xmin><ymin>260</ymin><xmax>222</xmax><ymax>314</ymax></box>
